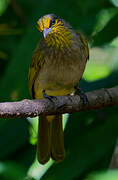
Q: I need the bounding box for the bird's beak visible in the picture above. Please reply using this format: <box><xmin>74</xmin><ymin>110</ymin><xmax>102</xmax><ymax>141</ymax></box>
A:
<box><xmin>43</xmin><ymin>27</ymin><xmax>52</xmax><ymax>38</ymax></box>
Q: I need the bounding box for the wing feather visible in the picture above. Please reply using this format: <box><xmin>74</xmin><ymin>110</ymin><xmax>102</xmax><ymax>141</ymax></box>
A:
<box><xmin>28</xmin><ymin>42</ymin><xmax>45</xmax><ymax>98</ymax></box>
<box><xmin>77</xmin><ymin>32</ymin><xmax>89</xmax><ymax>60</ymax></box>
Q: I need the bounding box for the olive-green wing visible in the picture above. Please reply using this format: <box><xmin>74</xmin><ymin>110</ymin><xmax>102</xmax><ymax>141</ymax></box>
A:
<box><xmin>28</xmin><ymin>43</ymin><xmax>45</xmax><ymax>98</ymax></box>
<box><xmin>77</xmin><ymin>32</ymin><xmax>89</xmax><ymax>60</ymax></box>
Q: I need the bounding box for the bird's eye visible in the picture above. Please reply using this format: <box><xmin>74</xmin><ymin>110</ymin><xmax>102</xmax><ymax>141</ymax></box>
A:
<box><xmin>50</xmin><ymin>19</ymin><xmax>56</xmax><ymax>27</ymax></box>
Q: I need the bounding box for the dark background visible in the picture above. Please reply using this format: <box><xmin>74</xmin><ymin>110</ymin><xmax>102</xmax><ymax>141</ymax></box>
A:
<box><xmin>0</xmin><ymin>0</ymin><xmax>118</xmax><ymax>179</ymax></box>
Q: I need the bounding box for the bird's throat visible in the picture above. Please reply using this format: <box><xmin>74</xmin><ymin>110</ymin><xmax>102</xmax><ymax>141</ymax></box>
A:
<box><xmin>45</xmin><ymin>29</ymin><xmax>73</xmax><ymax>49</ymax></box>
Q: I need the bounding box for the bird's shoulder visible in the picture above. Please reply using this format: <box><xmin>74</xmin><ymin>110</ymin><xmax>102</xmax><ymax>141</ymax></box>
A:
<box><xmin>75</xmin><ymin>31</ymin><xmax>89</xmax><ymax>60</ymax></box>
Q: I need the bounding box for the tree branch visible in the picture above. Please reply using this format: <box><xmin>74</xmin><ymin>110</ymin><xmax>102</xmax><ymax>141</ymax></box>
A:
<box><xmin>0</xmin><ymin>86</ymin><xmax>118</xmax><ymax>118</ymax></box>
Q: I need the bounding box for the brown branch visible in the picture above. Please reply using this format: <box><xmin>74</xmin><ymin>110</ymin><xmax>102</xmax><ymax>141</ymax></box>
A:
<box><xmin>0</xmin><ymin>86</ymin><xmax>118</xmax><ymax>118</ymax></box>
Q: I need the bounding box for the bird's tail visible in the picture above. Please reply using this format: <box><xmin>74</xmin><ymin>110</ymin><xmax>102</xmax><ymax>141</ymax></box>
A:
<box><xmin>37</xmin><ymin>114</ymin><xmax>65</xmax><ymax>164</ymax></box>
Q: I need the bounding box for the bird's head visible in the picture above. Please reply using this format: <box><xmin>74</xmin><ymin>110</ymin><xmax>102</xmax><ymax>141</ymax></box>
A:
<box><xmin>37</xmin><ymin>14</ymin><xmax>74</xmax><ymax>48</ymax></box>
<box><xmin>37</xmin><ymin>14</ymin><xmax>67</xmax><ymax>38</ymax></box>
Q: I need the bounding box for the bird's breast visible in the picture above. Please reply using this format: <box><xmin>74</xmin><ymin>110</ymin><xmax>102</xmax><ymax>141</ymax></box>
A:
<box><xmin>34</xmin><ymin>47</ymin><xmax>86</xmax><ymax>98</ymax></box>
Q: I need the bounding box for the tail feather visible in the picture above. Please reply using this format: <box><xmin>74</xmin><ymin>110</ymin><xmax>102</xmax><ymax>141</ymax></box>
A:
<box><xmin>51</xmin><ymin>114</ymin><xmax>65</xmax><ymax>161</ymax></box>
<box><xmin>37</xmin><ymin>115</ymin><xmax>52</xmax><ymax>164</ymax></box>
<box><xmin>37</xmin><ymin>114</ymin><xmax>65</xmax><ymax>164</ymax></box>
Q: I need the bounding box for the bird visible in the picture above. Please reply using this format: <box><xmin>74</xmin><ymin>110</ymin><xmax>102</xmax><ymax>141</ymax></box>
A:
<box><xmin>28</xmin><ymin>14</ymin><xmax>89</xmax><ymax>164</ymax></box>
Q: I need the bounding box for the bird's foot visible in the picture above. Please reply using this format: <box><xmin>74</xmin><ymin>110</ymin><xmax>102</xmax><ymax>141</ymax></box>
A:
<box><xmin>42</xmin><ymin>90</ymin><xmax>66</xmax><ymax>109</ymax></box>
<box><xmin>42</xmin><ymin>90</ymin><xmax>57</xmax><ymax>103</ymax></box>
<box><xmin>74</xmin><ymin>86</ymin><xmax>88</xmax><ymax>105</ymax></box>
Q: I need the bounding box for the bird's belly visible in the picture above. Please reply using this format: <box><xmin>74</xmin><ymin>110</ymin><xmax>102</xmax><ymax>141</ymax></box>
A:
<box><xmin>34</xmin><ymin>58</ymin><xmax>86</xmax><ymax>98</ymax></box>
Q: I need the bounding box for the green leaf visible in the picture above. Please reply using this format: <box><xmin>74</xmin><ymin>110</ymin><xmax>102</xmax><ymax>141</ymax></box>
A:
<box><xmin>110</xmin><ymin>0</ymin><xmax>118</xmax><ymax>7</ymax></box>
<box><xmin>0</xmin><ymin>21</ymin><xmax>41</xmax><ymax>170</ymax></box>
<box><xmin>83</xmin><ymin>64</ymin><xmax>110</xmax><ymax>81</ymax></box>
<box><xmin>92</xmin><ymin>8</ymin><xmax>118</xmax><ymax>36</ymax></box>
<box><xmin>0</xmin><ymin>161</ymin><xmax>25</xmax><ymax>180</ymax></box>
<box><xmin>86</xmin><ymin>170</ymin><xmax>118</xmax><ymax>180</ymax></box>
<box><xmin>0</xmin><ymin>0</ymin><xmax>9</xmax><ymax>16</ymax></box>
<box><xmin>110</xmin><ymin>36</ymin><xmax>118</xmax><ymax>47</ymax></box>
<box><xmin>0</xmin><ymin>118</ymin><xmax>29</xmax><ymax>159</ymax></box>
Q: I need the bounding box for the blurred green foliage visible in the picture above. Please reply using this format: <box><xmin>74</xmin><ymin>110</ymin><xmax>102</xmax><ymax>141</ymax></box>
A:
<box><xmin>0</xmin><ymin>0</ymin><xmax>118</xmax><ymax>180</ymax></box>
<box><xmin>86</xmin><ymin>170</ymin><xmax>118</xmax><ymax>180</ymax></box>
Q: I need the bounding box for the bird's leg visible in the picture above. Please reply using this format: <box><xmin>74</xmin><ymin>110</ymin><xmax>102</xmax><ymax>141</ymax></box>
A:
<box><xmin>74</xmin><ymin>85</ymin><xmax>88</xmax><ymax>105</ymax></box>
<box><xmin>42</xmin><ymin>90</ymin><xmax>56</xmax><ymax>103</ymax></box>
<box><xmin>42</xmin><ymin>90</ymin><xmax>66</xmax><ymax>108</ymax></box>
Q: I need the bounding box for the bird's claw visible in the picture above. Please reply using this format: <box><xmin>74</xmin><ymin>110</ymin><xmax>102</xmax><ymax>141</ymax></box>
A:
<box><xmin>74</xmin><ymin>86</ymin><xmax>88</xmax><ymax>105</ymax></box>
<box><xmin>42</xmin><ymin>90</ymin><xmax>57</xmax><ymax>103</ymax></box>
